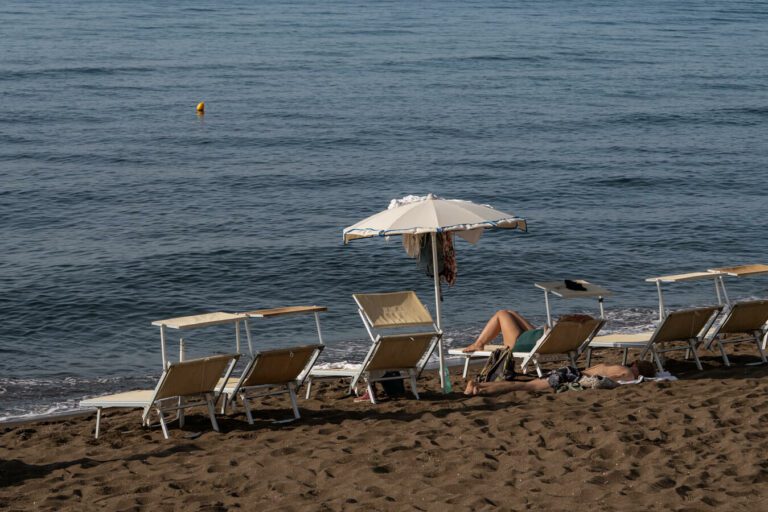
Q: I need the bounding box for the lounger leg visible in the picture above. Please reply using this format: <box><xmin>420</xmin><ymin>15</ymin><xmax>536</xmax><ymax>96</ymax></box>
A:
<box><xmin>366</xmin><ymin>382</ymin><xmax>377</xmax><ymax>405</ymax></box>
<box><xmin>157</xmin><ymin>408</ymin><xmax>170</xmax><ymax>439</ymax></box>
<box><xmin>585</xmin><ymin>348</ymin><xmax>593</xmax><ymax>367</ymax></box>
<box><xmin>241</xmin><ymin>394</ymin><xmax>254</xmax><ymax>425</ymax></box>
<box><xmin>305</xmin><ymin>378</ymin><xmax>313</xmax><ymax>400</ymax></box>
<box><xmin>409</xmin><ymin>370</ymin><xmax>420</xmax><ymax>400</ymax></box>
<box><xmin>288</xmin><ymin>383</ymin><xmax>301</xmax><ymax>419</ymax></box>
<box><xmin>621</xmin><ymin>348</ymin><xmax>628</xmax><ymax>366</ymax></box>
<box><xmin>220</xmin><ymin>392</ymin><xmax>228</xmax><ymax>414</ymax></box>
<box><xmin>717</xmin><ymin>340</ymin><xmax>731</xmax><ymax>367</ymax></box>
<box><xmin>206</xmin><ymin>394</ymin><xmax>220</xmax><ymax>433</ymax></box>
<box><xmin>534</xmin><ymin>360</ymin><xmax>543</xmax><ymax>378</ymax></box>
<box><xmin>462</xmin><ymin>357</ymin><xmax>470</xmax><ymax>379</ymax></box>
<box><xmin>688</xmin><ymin>339</ymin><xmax>703</xmax><ymax>370</ymax></box>
<box><xmin>755</xmin><ymin>333</ymin><xmax>767</xmax><ymax>363</ymax></box>
<box><xmin>94</xmin><ymin>408</ymin><xmax>102</xmax><ymax>439</ymax></box>
<box><xmin>651</xmin><ymin>348</ymin><xmax>665</xmax><ymax>374</ymax></box>
<box><xmin>178</xmin><ymin>397</ymin><xmax>185</xmax><ymax>428</ymax></box>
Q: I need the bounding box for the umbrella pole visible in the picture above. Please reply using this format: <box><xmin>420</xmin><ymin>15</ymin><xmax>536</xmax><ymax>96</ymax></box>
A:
<box><xmin>432</xmin><ymin>232</ymin><xmax>446</xmax><ymax>392</ymax></box>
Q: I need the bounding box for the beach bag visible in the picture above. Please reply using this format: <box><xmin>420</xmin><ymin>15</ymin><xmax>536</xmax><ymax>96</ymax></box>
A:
<box><xmin>475</xmin><ymin>348</ymin><xmax>517</xmax><ymax>383</ymax></box>
<box><xmin>380</xmin><ymin>371</ymin><xmax>406</xmax><ymax>396</ymax></box>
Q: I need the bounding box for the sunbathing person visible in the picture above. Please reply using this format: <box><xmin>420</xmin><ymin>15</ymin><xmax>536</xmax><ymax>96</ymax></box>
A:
<box><xmin>464</xmin><ymin>359</ymin><xmax>657</xmax><ymax>396</ymax></box>
<box><xmin>462</xmin><ymin>309</ymin><xmax>592</xmax><ymax>354</ymax></box>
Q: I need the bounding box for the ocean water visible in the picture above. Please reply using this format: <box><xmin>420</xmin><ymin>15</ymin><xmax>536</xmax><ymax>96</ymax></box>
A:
<box><xmin>2</xmin><ymin>0</ymin><xmax>767</xmax><ymax>419</ymax></box>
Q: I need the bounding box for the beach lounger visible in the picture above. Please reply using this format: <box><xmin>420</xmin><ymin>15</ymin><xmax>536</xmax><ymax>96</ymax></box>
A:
<box><xmin>449</xmin><ymin>315</ymin><xmax>605</xmax><ymax>378</ymax></box>
<box><xmin>703</xmin><ymin>300</ymin><xmax>768</xmax><ymax>366</ymax></box>
<box><xmin>305</xmin><ymin>291</ymin><xmax>442</xmax><ymax>404</ymax></box>
<box><xmin>80</xmin><ymin>353</ymin><xmax>239</xmax><ymax>439</ymax></box>
<box><xmin>586</xmin><ymin>306</ymin><xmax>722</xmax><ymax>372</ymax></box>
<box><xmin>219</xmin><ymin>344</ymin><xmax>324</xmax><ymax>424</ymax></box>
<box><xmin>516</xmin><ymin>316</ymin><xmax>605</xmax><ymax>376</ymax></box>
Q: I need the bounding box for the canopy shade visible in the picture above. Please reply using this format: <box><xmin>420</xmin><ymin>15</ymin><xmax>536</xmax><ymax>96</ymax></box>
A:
<box><xmin>343</xmin><ymin>196</ymin><xmax>527</xmax><ymax>243</ymax></box>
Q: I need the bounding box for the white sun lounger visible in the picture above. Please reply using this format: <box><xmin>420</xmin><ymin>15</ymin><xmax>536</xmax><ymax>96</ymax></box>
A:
<box><xmin>702</xmin><ymin>299</ymin><xmax>768</xmax><ymax>366</ymax></box>
<box><xmin>80</xmin><ymin>353</ymin><xmax>239</xmax><ymax>439</ymax></box>
<box><xmin>516</xmin><ymin>316</ymin><xmax>605</xmax><ymax>376</ymax></box>
<box><xmin>586</xmin><ymin>306</ymin><xmax>722</xmax><ymax>372</ymax></box>
<box><xmin>305</xmin><ymin>291</ymin><xmax>441</xmax><ymax>404</ymax></box>
<box><xmin>449</xmin><ymin>316</ymin><xmax>604</xmax><ymax>378</ymax></box>
<box><xmin>219</xmin><ymin>344</ymin><xmax>324</xmax><ymax>423</ymax></box>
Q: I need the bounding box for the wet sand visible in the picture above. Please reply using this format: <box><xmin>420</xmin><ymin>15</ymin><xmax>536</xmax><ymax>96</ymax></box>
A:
<box><xmin>2</xmin><ymin>346</ymin><xmax>768</xmax><ymax>511</ymax></box>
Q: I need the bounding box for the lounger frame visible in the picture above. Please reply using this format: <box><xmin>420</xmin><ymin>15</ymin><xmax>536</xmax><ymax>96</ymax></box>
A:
<box><xmin>82</xmin><ymin>354</ymin><xmax>239</xmax><ymax>439</ymax></box>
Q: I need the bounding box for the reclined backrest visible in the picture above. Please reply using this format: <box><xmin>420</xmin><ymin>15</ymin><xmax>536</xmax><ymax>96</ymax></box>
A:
<box><xmin>242</xmin><ymin>345</ymin><xmax>320</xmax><ymax>386</ymax></box>
<box><xmin>366</xmin><ymin>333</ymin><xmax>436</xmax><ymax>371</ymax></box>
<box><xmin>717</xmin><ymin>300</ymin><xmax>768</xmax><ymax>334</ymax></box>
<box><xmin>655</xmin><ymin>306</ymin><xmax>721</xmax><ymax>343</ymax></box>
<box><xmin>536</xmin><ymin>317</ymin><xmax>604</xmax><ymax>355</ymax></box>
<box><xmin>155</xmin><ymin>354</ymin><xmax>235</xmax><ymax>400</ymax></box>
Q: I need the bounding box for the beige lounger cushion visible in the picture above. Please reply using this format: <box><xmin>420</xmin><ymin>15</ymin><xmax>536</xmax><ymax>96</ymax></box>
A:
<box><xmin>239</xmin><ymin>346</ymin><xmax>318</xmax><ymax>387</ymax></box>
<box><xmin>534</xmin><ymin>317</ymin><xmax>603</xmax><ymax>354</ymax></box>
<box><xmin>366</xmin><ymin>333</ymin><xmax>436</xmax><ymax>371</ymax></box>
<box><xmin>155</xmin><ymin>355</ymin><xmax>235</xmax><ymax>400</ymax></box>
<box><xmin>717</xmin><ymin>300</ymin><xmax>768</xmax><ymax>334</ymax></box>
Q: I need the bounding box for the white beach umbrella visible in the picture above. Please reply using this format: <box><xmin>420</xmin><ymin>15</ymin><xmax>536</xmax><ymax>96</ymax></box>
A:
<box><xmin>343</xmin><ymin>194</ymin><xmax>528</xmax><ymax>391</ymax></box>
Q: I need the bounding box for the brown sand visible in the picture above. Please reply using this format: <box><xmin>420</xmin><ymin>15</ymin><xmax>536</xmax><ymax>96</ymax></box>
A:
<box><xmin>2</xmin><ymin>346</ymin><xmax>768</xmax><ymax>511</ymax></box>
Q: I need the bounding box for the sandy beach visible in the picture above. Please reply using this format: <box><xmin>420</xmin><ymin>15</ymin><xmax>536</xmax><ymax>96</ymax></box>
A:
<box><xmin>2</xmin><ymin>346</ymin><xmax>768</xmax><ymax>511</ymax></box>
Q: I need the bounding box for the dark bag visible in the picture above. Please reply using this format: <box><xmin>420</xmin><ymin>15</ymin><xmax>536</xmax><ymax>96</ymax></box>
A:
<box><xmin>475</xmin><ymin>348</ymin><xmax>517</xmax><ymax>383</ymax></box>
<box><xmin>380</xmin><ymin>371</ymin><xmax>406</xmax><ymax>396</ymax></box>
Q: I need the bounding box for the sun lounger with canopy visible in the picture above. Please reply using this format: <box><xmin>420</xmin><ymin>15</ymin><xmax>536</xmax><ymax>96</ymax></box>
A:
<box><xmin>305</xmin><ymin>291</ymin><xmax>441</xmax><ymax>404</ymax></box>
<box><xmin>586</xmin><ymin>306</ymin><xmax>722</xmax><ymax>372</ymax></box>
<box><xmin>80</xmin><ymin>353</ymin><xmax>239</xmax><ymax>439</ymax></box>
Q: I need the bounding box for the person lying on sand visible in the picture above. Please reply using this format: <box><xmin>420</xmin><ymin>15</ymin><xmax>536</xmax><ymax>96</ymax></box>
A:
<box><xmin>461</xmin><ymin>309</ymin><xmax>593</xmax><ymax>354</ymax></box>
<box><xmin>464</xmin><ymin>360</ymin><xmax>657</xmax><ymax>396</ymax></box>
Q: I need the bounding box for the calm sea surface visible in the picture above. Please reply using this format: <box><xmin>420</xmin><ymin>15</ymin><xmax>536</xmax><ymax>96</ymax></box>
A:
<box><xmin>2</xmin><ymin>0</ymin><xmax>767</xmax><ymax>418</ymax></box>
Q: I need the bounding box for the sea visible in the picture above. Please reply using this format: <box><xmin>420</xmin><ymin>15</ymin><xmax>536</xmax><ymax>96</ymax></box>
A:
<box><xmin>2</xmin><ymin>0</ymin><xmax>767</xmax><ymax>420</ymax></box>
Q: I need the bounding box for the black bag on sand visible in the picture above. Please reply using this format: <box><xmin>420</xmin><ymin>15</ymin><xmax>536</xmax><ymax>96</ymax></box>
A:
<box><xmin>380</xmin><ymin>371</ymin><xmax>406</xmax><ymax>396</ymax></box>
<box><xmin>475</xmin><ymin>347</ymin><xmax>517</xmax><ymax>383</ymax></box>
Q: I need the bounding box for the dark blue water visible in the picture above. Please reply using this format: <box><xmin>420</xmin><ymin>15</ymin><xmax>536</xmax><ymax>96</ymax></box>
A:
<box><xmin>2</xmin><ymin>0</ymin><xmax>767</xmax><ymax>418</ymax></box>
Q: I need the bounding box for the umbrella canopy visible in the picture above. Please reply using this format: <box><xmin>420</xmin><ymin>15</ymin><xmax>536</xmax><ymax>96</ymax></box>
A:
<box><xmin>342</xmin><ymin>194</ymin><xmax>528</xmax><ymax>392</ymax></box>
<box><xmin>343</xmin><ymin>195</ymin><xmax>526</xmax><ymax>243</ymax></box>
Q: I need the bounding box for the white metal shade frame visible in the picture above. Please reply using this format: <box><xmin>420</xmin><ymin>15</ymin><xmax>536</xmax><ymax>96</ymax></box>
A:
<box><xmin>645</xmin><ymin>264</ymin><xmax>768</xmax><ymax>322</ymax></box>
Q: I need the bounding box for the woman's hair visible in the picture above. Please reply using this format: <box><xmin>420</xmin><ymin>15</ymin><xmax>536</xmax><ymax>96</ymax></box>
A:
<box><xmin>633</xmin><ymin>360</ymin><xmax>656</xmax><ymax>378</ymax></box>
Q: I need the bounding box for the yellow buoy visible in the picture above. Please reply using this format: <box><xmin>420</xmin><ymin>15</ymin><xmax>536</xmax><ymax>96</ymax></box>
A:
<box><xmin>196</xmin><ymin>101</ymin><xmax>205</xmax><ymax>113</ymax></box>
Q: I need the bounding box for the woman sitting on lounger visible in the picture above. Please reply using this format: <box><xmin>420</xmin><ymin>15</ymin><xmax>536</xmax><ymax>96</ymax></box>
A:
<box><xmin>465</xmin><ymin>360</ymin><xmax>657</xmax><ymax>396</ymax></box>
<box><xmin>462</xmin><ymin>309</ymin><xmax>592</xmax><ymax>354</ymax></box>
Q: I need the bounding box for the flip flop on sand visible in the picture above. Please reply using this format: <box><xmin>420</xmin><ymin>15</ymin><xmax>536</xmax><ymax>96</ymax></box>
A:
<box><xmin>353</xmin><ymin>390</ymin><xmax>388</xmax><ymax>403</ymax></box>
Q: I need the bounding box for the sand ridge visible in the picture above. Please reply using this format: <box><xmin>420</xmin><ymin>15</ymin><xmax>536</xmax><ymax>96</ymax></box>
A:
<box><xmin>2</xmin><ymin>348</ymin><xmax>768</xmax><ymax>511</ymax></box>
